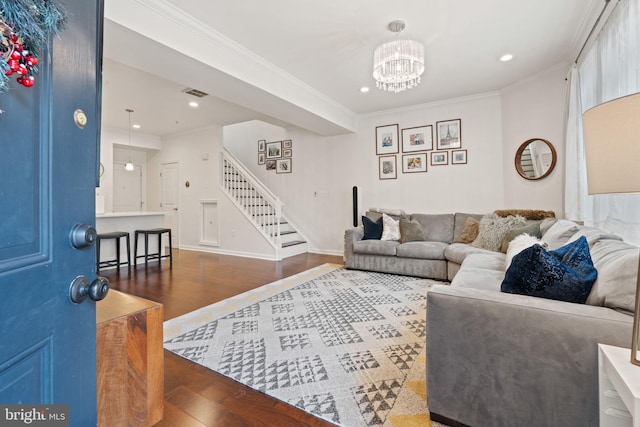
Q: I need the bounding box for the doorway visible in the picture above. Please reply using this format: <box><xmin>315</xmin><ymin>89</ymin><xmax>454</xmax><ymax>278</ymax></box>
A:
<box><xmin>161</xmin><ymin>162</ymin><xmax>179</xmax><ymax>248</ymax></box>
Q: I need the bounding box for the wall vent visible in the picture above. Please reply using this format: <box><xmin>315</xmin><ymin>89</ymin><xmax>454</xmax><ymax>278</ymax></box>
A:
<box><xmin>182</xmin><ymin>88</ymin><xmax>209</xmax><ymax>98</ymax></box>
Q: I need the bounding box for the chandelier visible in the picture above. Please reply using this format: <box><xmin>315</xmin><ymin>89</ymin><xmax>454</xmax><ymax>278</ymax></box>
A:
<box><xmin>373</xmin><ymin>20</ymin><xmax>425</xmax><ymax>93</ymax></box>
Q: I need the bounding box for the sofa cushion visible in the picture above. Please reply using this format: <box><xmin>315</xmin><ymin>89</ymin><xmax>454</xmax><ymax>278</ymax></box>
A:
<box><xmin>455</xmin><ymin>216</ymin><xmax>480</xmax><ymax>244</ymax></box>
<box><xmin>381</xmin><ymin>213</ymin><xmax>401</xmax><ymax>241</ymax></box>
<box><xmin>396</xmin><ymin>241</ymin><xmax>447</xmax><ymax>260</ymax></box>
<box><xmin>353</xmin><ymin>240</ymin><xmax>399</xmax><ymax>256</ymax></box>
<box><xmin>450</xmin><ymin>256</ymin><xmax>505</xmax><ymax>291</ymax></box>
<box><xmin>567</xmin><ymin>226</ymin><xmax>623</xmax><ymax>246</ymax></box>
<box><xmin>399</xmin><ymin>218</ymin><xmax>426</xmax><ymax>243</ymax></box>
<box><xmin>460</xmin><ymin>252</ymin><xmax>506</xmax><ymax>271</ymax></box>
<box><xmin>472</xmin><ymin>214</ymin><xmax>527</xmax><ymax>252</ymax></box>
<box><xmin>501</xmin><ymin>236</ymin><xmax>597</xmax><ymax>304</ymax></box>
<box><xmin>586</xmin><ymin>239</ymin><xmax>639</xmax><ymax>314</ymax></box>
<box><xmin>541</xmin><ymin>219</ymin><xmax>580</xmax><ymax>250</ymax></box>
<box><xmin>362</xmin><ymin>216</ymin><xmax>383</xmax><ymax>240</ymax></box>
<box><xmin>444</xmin><ymin>242</ymin><xmax>497</xmax><ymax>265</ymax></box>
<box><xmin>410</xmin><ymin>213</ymin><xmax>455</xmax><ymax>243</ymax></box>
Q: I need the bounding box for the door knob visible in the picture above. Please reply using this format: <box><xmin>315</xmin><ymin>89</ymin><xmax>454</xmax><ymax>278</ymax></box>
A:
<box><xmin>69</xmin><ymin>276</ymin><xmax>109</xmax><ymax>304</ymax></box>
<box><xmin>70</xmin><ymin>223</ymin><xmax>97</xmax><ymax>249</ymax></box>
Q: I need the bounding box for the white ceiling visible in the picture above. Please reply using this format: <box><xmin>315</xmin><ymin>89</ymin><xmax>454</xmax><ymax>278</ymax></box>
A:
<box><xmin>101</xmin><ymin>0</ymin><xmax>604</xmax><ymax>137</ymax></box>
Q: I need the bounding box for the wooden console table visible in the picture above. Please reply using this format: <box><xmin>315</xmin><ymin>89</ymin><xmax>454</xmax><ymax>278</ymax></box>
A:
<box><xmin>97</xmin><ymin>290</ymin><xmax>164</xmax><ymax>426</ymax></box>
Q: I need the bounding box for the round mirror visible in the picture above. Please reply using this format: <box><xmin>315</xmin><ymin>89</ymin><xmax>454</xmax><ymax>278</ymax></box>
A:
<box><xmin>515</xmin><ymin>138</ymin><xmax>557</xmax><ymax>180</ymax></box>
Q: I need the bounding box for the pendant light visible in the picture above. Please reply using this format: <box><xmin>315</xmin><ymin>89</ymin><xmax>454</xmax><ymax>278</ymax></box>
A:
<box><xmin>125</xmin><ymin>108</ymin><xmax>134</xmax><ymax>171</ymax></box>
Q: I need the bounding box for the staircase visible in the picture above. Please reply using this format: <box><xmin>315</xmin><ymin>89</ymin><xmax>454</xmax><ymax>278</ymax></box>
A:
<box><xmin>520</xmin><ymin>146</ymin><xmax>535</xmax><ymax>178</ymax></box>
<box><xmin>220</xmin><ymin>149</ymin><xmax>308</xmax><ymax>260</ymax></box>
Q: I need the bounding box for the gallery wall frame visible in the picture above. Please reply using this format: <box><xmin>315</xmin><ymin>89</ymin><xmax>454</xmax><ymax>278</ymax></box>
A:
<box><xmin>436</xmin><ymin>119</ymin><xmax>462</xmax><ymax>150</ymax></box>
<box><xmin>402</xmin><ymin>153</ymin><xmax>427</xmax><ymax>173</ymax></box>
<box><xmin>258</xmin><ymin>139</ymin><xmax>266</xmax><ymax>152</ymax></box>
<box><xmin>452</xmin><ymin>149</ymin><xmax>468</xmax><ymax>165</ymax></box>
<box><xmin>266</xmin><ymin>141</ymin><xmax>283</xmax><ymax>159</ymax></box>
<box><xmin>258</xmin><ymin>152</ymin><xmax>265</xmax><ymax>165</ymax></box>
<box><xmin>379</xmin><ymin>155</ymin><xmax>397</xmax><ymax>180</ymax></box>
<box><xmin>276</xmin><ymin>158</ymin><xmax>292</xmax><ymax>174</ymax></box>
<box><xmin>402</xmin><ymin>125</ymin><xmax>433</xmax><ymax>153</ymax></box>
<box><xmin>376</xmin><ymin>124</ymin><xmax>399</xmax><ymax>155</ymax></box>
<box><xmin>431</xmin><ymin>151</ymin><xmax>449</xmax><ymax>166</ymax></box>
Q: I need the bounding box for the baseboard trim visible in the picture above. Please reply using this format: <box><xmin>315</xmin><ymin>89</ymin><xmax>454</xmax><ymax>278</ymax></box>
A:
<box><xmin>308</xmin><ymin>248</ymin><xmax>343</xmax><ymax>257</ymax></box>
<box><xmin>179</xmin><ymin>245</ymin><xmax>277</xmax><ymax>261</ymax></box>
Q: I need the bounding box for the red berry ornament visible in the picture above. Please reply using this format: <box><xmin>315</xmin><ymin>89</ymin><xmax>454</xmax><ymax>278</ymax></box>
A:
<box><xmin>2</xmin><ymin>28</ymin><xmax>40</xmax><ymax>89</ymax></box>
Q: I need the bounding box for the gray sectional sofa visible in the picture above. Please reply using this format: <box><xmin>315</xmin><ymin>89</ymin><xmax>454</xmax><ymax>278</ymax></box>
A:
<box><xmin>344</xmin><ymin>211</ymin><xmax>494</xmax><ymax>281</ymax></box>
<box><xmin>427</xmin><ymin>218</ymin><xmax>637</xmax><ymax>427</ymax></box>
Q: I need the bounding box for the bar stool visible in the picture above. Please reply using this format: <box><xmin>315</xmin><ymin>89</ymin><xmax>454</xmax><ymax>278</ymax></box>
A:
<box><xmin>134</xmin><ymin>228</ymin><xmax>173</xmax><ymax>267</ymax></box>
<box><xmin>96</xmin><ymin>231</ymin><xmax>131</xmax><ymax>272</ymax></box>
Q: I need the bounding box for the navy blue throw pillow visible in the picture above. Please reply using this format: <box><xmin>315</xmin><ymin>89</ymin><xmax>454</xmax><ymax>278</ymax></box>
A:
<box><xmin>362</xmin><ymin>216</ymin><xmax>383</xmax><ymax>240</ymax></box>
<box><xmin>501</xmin><ymin>236</ymin><xmax>597</xmax><ymax>304</ymax></box>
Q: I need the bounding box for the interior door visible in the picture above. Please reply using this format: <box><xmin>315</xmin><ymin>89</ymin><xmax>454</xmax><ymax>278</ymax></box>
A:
<box><xmin>0</xmin><ymin>0</ymin><xmax>104</xmax><ymax>425</ymax></box>
<box><xmin>161</xmin><ymin>162</ymin><xmax>179</xmax><ymax>247</ymax></box>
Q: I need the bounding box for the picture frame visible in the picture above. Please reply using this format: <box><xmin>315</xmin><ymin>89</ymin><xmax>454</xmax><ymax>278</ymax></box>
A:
<box><xmin>258</xmin><ymin>152</ymin><xmax>265</xmax><ymax>165</ymax></box>
<box><xmin>283</xmin><ymin>140</ymin><xmax>292</xmax><ymax>149</ymax></box>
<box><xmin>452</xmin><ymin>149</ymin><xmax>468</xmax><ymax>165</ymax></box>
<box><xmin>258</xmin><ymin>139</ymin><xmax>266</xmax><ymax>152</ymax></box>
<box><xmin>402</xmin><ymin>153</ymin><xmax>427</xmax><ymax>173</ymax></box>
<box><xmin>402</xmin><ymin>125</ymin><xmax>433</xmax><ymax>153</ymax></box>
<box><xmin>266</xmin><ymin>160</ymin><xmax>276</xmax><ymax>170</ymax></box>
<box><xmin>283</xmin><ymin>149</ymin><xmax>292</xmax><ymax>158</ymax></box>
<box><xmin>375</xmin><ymin>124</ymin><xmax>399</xmax><ymax>155</ymax></box>
<box><xmin>436</xmin><ymin>119</ymin><xmax>462</xmax><ymax>150</ymax></box>
<box><xmin>276</xmin><ymin>158</ymin><xmax>292</xmax><ymax>174</ymax></box>
<box><xmin>266</xmin><ymin>141</ymin><xmax>282</xmax><ymax>159</ymax></box>
<box><xmin>379</xmin><ymin>155</ymin><xmax>397</xmax><ymax>180</ymax></box>
<box><xmin>431</xmin><ymin>151</ymin><xmax>449</xmax><ymax>166</ymax></box>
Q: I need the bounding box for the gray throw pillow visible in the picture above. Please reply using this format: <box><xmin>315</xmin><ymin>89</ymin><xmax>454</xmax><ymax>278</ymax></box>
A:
<box><xmin>500</xmin><ymin>221</ymin><xmax>542</xmax><ymax>253</ymax></box>
<box><xmin>399</xmin><ymin>218</ymin><xmax>426</xmax><ymax>243</ymax></box>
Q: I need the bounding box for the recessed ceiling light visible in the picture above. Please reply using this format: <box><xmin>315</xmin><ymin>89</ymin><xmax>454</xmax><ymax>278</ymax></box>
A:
<box><xmin>500</xmin><ymin>54</ymin><xmax>514</xmax><ymax>62</ymax></box>
<box><xmin>360</xmin><ymin>86</ymin><xmax>370</xmax><ymax>93</ymax></box>
<box><xmin>132</xmin><ymin>124</ymin><xmax>141</xmax><ymax>129</ymax></box>
<box><xmin>189</xmin><ymin>101</ymin><xmax>199</xmax><ymax>107</ymax></box>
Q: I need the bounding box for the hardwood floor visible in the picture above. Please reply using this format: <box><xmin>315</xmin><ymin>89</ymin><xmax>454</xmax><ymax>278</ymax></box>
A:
<box><xmin>102</xmin><ymin>249</ymin><xmax>343</xmax><ymax>427</ymax></box>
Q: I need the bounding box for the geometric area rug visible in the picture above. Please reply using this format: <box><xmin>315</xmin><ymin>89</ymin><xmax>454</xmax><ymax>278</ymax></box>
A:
<box><xmin>164</xmin><ymin>264</ymin><xmax>447</xmax><ymax>427</ymax></box>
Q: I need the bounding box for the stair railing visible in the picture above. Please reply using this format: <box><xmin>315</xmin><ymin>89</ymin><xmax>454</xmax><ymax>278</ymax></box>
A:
<box><xmin>220</xmin><ymin>148</ymin><xmax>282</xmax><ymax>254</ymax></box>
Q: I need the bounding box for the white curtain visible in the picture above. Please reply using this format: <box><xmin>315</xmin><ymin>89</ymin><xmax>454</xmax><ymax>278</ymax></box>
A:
<box><xmin>565</xmin><ymin>0</ymin><xmax>640</xmax><ymax>244</ymax></box>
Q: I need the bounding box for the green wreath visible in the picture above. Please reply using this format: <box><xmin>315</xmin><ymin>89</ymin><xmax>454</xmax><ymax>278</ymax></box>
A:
<box><xmin>0</xmin><ymin>0</ymin><xmax>66</xmax><ymax>92</ymax></box>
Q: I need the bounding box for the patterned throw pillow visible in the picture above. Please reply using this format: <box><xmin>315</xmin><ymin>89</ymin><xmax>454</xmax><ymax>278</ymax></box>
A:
<box><xmin>381</xmin><ymin>213</ymin><xmax>401</xmax><ymax>241</ymax></box>
<box><xmin>501</xmin><ymin>236</ymin><xmax>597</xmax><ymax>304</ymax></box>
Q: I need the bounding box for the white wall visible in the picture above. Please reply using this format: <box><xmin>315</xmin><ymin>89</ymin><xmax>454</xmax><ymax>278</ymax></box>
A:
<box><xmin>226</xmin><ymin>92</ymin><xmax>506</xmax><ymax>255</ymax></box>
<box><xmin>127</xmin><ymin>63</ymin><xmax>569</xmax><ymax>259</ymax></box>
<box><xmin>147</xmin><ymin>126</ymin><xmax>275</xmax><ymax>259</ymax></box>
<box><xmin>500</xmin><ymin>62</ymin><xmax>569</xmax><ymax>216</ymax></box>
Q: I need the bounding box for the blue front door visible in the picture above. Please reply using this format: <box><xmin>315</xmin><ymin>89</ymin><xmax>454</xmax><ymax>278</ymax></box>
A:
<box><xmin>0</xmin><ymin>0</ymin><xmax>103</xmax><ymax>425</ymax></box>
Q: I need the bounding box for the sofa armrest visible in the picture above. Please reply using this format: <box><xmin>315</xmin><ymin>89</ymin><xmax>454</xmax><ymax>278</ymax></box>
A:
<box><xmin>344</xmin><ymin>227</ymin><xmax>364</xmax><ymax>265</ymax></box>
<box><xmin>426</xmin><ymin>285</ymin><xmax>633</xmax><ymax>427</ymax></box>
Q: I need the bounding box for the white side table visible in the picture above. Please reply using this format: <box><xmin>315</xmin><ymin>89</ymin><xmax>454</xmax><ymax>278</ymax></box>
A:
<box><xmin>599</xmin><ymin>344</ymin><xmax>640</xmax><ymax>427</ymax></box>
